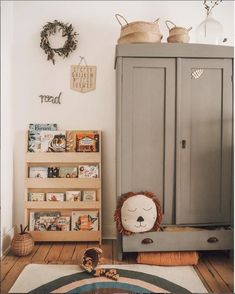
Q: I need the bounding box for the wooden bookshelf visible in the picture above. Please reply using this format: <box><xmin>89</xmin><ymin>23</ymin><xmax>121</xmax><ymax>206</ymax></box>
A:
<box><xmin>24</xmin><ymin>131</ymin><xmax>102</xmax><ymax>243</ymax></box>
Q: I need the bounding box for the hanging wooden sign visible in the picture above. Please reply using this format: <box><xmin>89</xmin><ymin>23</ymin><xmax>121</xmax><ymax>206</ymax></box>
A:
<box><xmin>70</xmin><ymin>57</ymin><xmax>96</xmax><ymax>93</ymax></box>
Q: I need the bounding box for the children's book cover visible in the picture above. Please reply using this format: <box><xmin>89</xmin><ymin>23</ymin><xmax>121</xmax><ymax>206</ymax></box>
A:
<box><xmin>46</xmin><ymin>192</ymin><xmax>64</xmax><ymax>201</ymax></box>
<box><xmin>59</xmin><ymin>167</ymin><xmax>78</xmax><ymax>178</ymax></box>
<box><xmin>71</xmin><ymin>211</ymin><xmax>98</xmax><ymax>231</ymax></box>
<box><xmin>29</xmin><ymin>167</ymin><xmax>48</xmax><ymax>178</ymax></box>
<box><xmin>78</xmin><ymin>165</ymin><xmax>98</xmax><ymax>178</ymax></box>
<box><xmin>28</xmin><ymin>192</ymin><xmax>45</xmax><ymax>201</ymax></box>
<box><xmin>66</xmin><ymin>191</ymin><xmax>81</xmax><ymax>201</ymax></box>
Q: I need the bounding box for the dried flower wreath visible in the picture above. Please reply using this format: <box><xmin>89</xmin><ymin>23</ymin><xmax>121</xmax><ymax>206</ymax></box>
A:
<box><xmin>40</xmin><ymin>20</ymin><xmax>78</xmax><ymax>65</ymax></box>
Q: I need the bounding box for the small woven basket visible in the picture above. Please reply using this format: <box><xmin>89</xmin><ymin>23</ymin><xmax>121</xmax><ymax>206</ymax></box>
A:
<box><xmin>11</xmin><ymin>225</ymin><xmax>34</xmax><ymax>257</ymax></box>
<box><xmin>78</xmin><ymin>247</ymin><xmax>103</xmax><ymax>271</ymax></box>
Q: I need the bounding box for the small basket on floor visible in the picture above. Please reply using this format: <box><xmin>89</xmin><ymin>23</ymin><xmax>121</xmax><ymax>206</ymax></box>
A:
<box><xmin>11</xmin><ymin>225</ymin><xmax>34</xmax><ymax>257</ymax></box>
<box><xmin>78</xmin><ymin>247</ymin><xmax>103</xmax><ymax>272</ymax></box>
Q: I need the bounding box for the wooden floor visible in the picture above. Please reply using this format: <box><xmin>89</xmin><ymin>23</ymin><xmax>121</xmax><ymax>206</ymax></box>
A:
<box><xmin>1</xmin><ymin>240</ymin><xmax>234</xmax><ymax>293</ymax></box>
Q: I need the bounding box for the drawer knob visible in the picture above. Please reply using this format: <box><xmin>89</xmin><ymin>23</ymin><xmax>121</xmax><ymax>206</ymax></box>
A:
<box><xmin>141</xmin><ymin>238</ymin><xmax>154</xmax><ymax>244</ymax></box>
<box><xmin>207</xmin><ymin>237</ymin><xmax>219</xmax><ymax>243</ymax></box>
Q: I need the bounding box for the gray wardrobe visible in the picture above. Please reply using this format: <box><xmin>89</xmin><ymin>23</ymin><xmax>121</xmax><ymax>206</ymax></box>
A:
<box><xmin>115</xmin><ymin>44</ymin><xmax>233</xmax><ymax>257</ymax></box>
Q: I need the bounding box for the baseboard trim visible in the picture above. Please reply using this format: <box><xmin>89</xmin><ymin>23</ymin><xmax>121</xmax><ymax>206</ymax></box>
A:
<box><xmin>1</xmin><ymin>225</ymin><xmax>16</xmax><ymax>257</ymax></box>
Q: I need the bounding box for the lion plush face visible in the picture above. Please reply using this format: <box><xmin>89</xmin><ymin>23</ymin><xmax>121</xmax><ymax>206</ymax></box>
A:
<box><xmin>114</xmin><ymin>192</ymin><xmax>162</xmax><ymax>235</ymax></box>
<box><xmin>121</xmin><ymin>194</ymin><xmax>157</xmax><ymax>233</ymax></box>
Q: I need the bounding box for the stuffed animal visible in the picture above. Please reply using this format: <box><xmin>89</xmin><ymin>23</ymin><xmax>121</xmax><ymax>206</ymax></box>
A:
<box><xmin>114</xmin><ymin>191</ymin><xmax>162</xmax><ymax>235</ymax></box>
<box><xmin>78</xmin><ymin>247</ymin><xmax>119</xmax><ymax>281</ymax></box>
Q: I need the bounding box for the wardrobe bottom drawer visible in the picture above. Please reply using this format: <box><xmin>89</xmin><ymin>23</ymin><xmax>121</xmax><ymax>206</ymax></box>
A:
<box><xmin>122</xmin><ymin>228</ymin><xmax>233</xmax><ymax>252</ymax></box>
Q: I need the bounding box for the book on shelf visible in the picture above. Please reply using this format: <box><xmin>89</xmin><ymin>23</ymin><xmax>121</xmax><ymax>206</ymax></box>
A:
<box><xmin>28</xmin><ymin>124</ymin><xmax>57</xmax><ymax>152</ymax></box>
<box><xmin>66</xmin><ymin>191</ymin><xmax>82</xmax><ymax>201</ymax></box>
<box><xmin>59</xmin><ymin>167</ymin><xmax>78</xmax><ymax>178</ymax></box>
<box><xmin>29</xmin><ymin>211</ymin><xmax>61</xmax><ymax>231</ymax></box>
<box><xmin>29</xmin><ymin>124</ymin><xmax>57</xmax><ymax>132</ymax></box>
<box><xmin>76</xmin><ymin>131</ymin><xmax>99</xmax><ymax>152</ymax></box>
<box><xmin>28</xmin><ymin>130</ymin><xmax>66</xmax><ymax>152</ymax></box>
<box><xmin>41</xmin><ymin>131</ymin><xmax>66</xmax><ymax>152</ymax></box>
<box><xmin>66</xmin><ymin>130</ymin><xmax>99</xmax><ymax>152</ymax></box>
<box><xmin>56</xmin><ymin>216</ymin><xmax>70</xmax><ymax>231</ymax></box>
<box><xmin>71</xmin><ymin>210</ymin><xmax>98</xmax><ymax>231</ymax></box>
<box><xmin>46</xmin><ymin>192</ymin><xmax>64</xmax><ymax>202</ymax></box>
<box><xmin>28</xmin><ymin>192</ymin><xmax>45</xmax><ymax>201</ymax></box>
<box><xmin>29</xmin><ymin>167</ymin><xmax>48</xmax><ymax>178</ymax></box>
<box><xmin>78</xmin><ymin>165</ymin><xmax>98</xmax><ymax>178</ymax></box>
<box><xmin>83</xmin><ymin>190</ymin><xmax>96</xmax><ymax>201</ymax></box>
<box><xmin>48</xmin><ymin>167</ymin><xmax>60</xmax><ymax>178</ymax></box>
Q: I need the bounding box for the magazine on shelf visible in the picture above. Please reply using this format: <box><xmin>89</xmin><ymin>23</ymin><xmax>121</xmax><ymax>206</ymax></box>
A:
<box><xmin>29</xmin><ymin>211</ymin><xmax>61</xmax><ymax>231</ymax></box>
<box><xmin>46</xmin><ymin>192</ymin><xmax>64</xmax><ymax>202</ymax></box>
<box><xmin>59</xmin><ymin>167</ymin><xmax>78</xmax><ymax>178</ymax></box>
<box><xmin>71</xmin><ymin>210</ymin><xmax>98</xmax><ymax>231</ymax></box>
<box><xmin>66</xmin><ymin>191</ymin><xmax>81</xmax><ymax>201</ymax></box>
<box><xmin>29</xmin><ymin>167</ymin><xmax>48</xmax><ymax>178</ymax></box>
<box><xmin>28</xmin><ymin>192</ymin><xmax>45</xmax><ymax>201</ymax></box>
<box><xmin>78</xmin><ymin>165</ymin><xmax>98</xmax><ymax>178</ymax></box>
<box><xmin>83</xmin><ymin>190</ymin><xmax>96</xmax><ymax>201</ymax></box>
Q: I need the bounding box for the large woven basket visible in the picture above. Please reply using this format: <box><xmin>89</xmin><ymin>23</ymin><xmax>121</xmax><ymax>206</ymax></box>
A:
<box><xmin>116</xmin><ymin>14</ymin><xmax>162</xmax><ymax>44</ymax></box>
<box><xmin>11</xmin><ymin>226</ymin><xmax>34</xmax><ymax>256</ymax></box>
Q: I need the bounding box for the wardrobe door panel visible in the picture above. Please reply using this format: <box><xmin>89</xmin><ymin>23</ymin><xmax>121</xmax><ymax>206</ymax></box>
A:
<box><xmin>176</xmin><ymin>59</ymin><xmax>233</xmax><ymax>224</ymax></box>
<box><xmin>118</xmin><ymin>58</ymin><xmax>175</xmax><ymax>224</ymax></box>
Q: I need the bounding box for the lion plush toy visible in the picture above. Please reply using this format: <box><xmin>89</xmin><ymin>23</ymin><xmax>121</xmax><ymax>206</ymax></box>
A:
<box><xmin>114</xmin><ymin>191</ymin><xmax>162</xmax><ymax>235</ymax></box>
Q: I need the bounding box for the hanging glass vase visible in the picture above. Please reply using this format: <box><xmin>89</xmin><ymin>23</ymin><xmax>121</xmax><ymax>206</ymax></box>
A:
<box><xmin>196</xmin><ymin>11</ymin><xmax>223</xmax><ymax>45</ymax></box>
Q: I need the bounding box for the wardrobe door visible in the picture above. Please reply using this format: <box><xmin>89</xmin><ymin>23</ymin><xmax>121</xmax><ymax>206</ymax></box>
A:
<box><xmin>176</xmin><ymin>58</ymin><xmax>233</xmax><ymax>225</ymax></box>
<box><xmin>117</xmin><ymin>58</ymin><xmax>175</xmax><ymax>224</ymax></box>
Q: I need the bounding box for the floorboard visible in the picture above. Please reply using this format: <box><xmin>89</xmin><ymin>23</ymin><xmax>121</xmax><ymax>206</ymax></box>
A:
<box><xmin>31</xmin><ymin>243</ymin><xmax>52</xmax><ymax>263</ymax></box>
<box><xmin>45</xmin><ymin>242</ymin><xmax>64</xmax><ymax>263</ymax></box>
<box><xmin>1</xmin><ymin>241</ymin><xmax>234</xmax><ymax>294</ymax></box>
<box><xmin>58</xmin><ymin>242</ymin><xmax>76</xmax><ymax>262</ymax></box>
<box><xmin>99</xmin><ymin>239</ymin><xmax>113</xmax><ymax>265</ymax></box>
<box><xmin>196</xmin><ymin>256</ymin><xmax>232</xmax><ymax>293</ymax></box>
<box><xmin>205</xmin><ymin>252</ymin><xmax>234</xmax><ymax>292</ymax></box>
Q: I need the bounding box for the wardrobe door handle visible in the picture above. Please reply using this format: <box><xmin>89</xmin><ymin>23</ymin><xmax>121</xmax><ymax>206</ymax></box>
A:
<box><xmin>182</xmin><ymin>140</ymin><xmax>186</xmax><ymax>149</ymax></box>
<box><xmin>207</xmin><ymin>237</ymin><xmax>219</xmax><ymax>243</ymax></box>
<box><xmin>141</xmin><ymin>238</ymin><xmax>154</xmax><ymax>244</ymax></box>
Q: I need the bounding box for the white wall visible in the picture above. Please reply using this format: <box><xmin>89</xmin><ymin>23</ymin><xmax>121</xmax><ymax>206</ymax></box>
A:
<box><xmin>1</xmin><ymin>1</ymin><xmax>15</xmax><ymax>255</ymax></box>
<box><xmin>2</xmin><ymin>1</ymin><xmax>234</xmax><ymax>241</ymax></box>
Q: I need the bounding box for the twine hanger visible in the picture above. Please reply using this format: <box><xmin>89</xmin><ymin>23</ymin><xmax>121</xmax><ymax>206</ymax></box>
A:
<box><xmin>78</xmin><ymin>56</ymin><xmax>88</xmax><ymax>66</ymax></box>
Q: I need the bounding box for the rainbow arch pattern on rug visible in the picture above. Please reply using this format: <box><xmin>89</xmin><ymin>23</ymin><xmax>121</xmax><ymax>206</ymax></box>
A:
<box><xmin>28</xmin><ymin>269</ymin><xmax>192</xmax><ymax>294</ymax></box>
